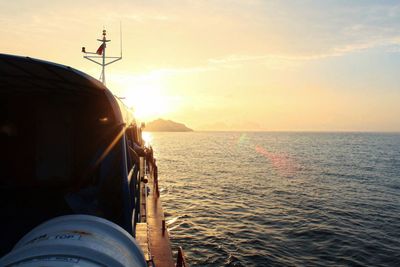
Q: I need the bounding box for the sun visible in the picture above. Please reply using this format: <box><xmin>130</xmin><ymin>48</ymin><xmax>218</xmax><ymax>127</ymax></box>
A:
<box><xmin>110</xmin><ymin>72</ymin><xmax>173</xmax><ymax>122</ymax></box>
<box><xmin>125</xmin><ymin>83</ymin><xmax>170</xmax><ymax>121</ymax></box>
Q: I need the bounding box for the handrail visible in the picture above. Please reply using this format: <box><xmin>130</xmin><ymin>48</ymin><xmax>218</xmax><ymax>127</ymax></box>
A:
<box><xmin>176</xmin><ymin>246</ymin><xmax>188</xmax><ymax>267</ymax></box>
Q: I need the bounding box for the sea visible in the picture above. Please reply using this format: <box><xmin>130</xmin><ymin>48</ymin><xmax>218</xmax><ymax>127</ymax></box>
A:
<box><xmin>146</xmin><ymin>132</ymin><xmax>400</xmax><ymax>267</ymax></box>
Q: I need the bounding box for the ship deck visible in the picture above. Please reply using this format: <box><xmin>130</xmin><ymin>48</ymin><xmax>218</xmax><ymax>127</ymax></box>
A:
<box><xmin>136</xmin><ymin>163</ymin><xmax>176</xmax><ymax>267</ymax></box>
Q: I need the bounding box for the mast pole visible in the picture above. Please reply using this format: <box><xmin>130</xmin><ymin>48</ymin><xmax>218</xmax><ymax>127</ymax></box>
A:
<box><xmin>81</xmin><ymin>28</ymin><xmax>122</xmax><ymax>86</ymax></box>
<box><xmin>101</xmin><ymin>29</ymin><xmax>106</xmax><ymax>84</ymax></box>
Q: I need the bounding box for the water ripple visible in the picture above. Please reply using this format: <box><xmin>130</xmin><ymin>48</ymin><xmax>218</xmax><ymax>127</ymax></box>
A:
<box><xmin>150</xmin><ymin>132</ymin><xmax>400</xmax><ymax>266</ymax></box>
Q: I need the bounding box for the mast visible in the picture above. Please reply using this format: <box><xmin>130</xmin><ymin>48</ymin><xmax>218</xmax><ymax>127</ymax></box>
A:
<box><xmin>81</xmin><ymin>27</ymin><xmax>122</xmax><ymax>85</ymax></box>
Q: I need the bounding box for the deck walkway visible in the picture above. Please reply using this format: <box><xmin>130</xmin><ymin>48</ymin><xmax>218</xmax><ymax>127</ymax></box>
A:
<box><xmin>136</xmin><ymin>160</ymin><xmax>175</xmax><ymax>267</ymax></box>
<box><xmin>146</xmin><ymin>170</ymin><xmax>175</xmax><ymax>267</ymax></box>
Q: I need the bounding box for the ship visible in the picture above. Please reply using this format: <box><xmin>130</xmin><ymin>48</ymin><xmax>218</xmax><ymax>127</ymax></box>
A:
<box><xmin>0</xmin><ymin>31</ymin><xmax>187</xmax><ymax>267</ymax></box>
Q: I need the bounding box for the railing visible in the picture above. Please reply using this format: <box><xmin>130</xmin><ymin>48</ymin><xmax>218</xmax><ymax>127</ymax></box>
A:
<box><xmin>176</xmin><ymin>246</ymin><xmax>188</xmax><ymax>267</ymax></box>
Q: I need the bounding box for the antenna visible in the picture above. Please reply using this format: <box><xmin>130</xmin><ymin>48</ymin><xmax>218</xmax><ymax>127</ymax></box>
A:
<box><xmin>120</xmin><ymin>22</ymin><xmax>123</xmax><ymax>58</ymax></box>
<box><xmin>81</xmin><ymin>28</ymin><xmax>122</xmax><ymax>85</ymax></box>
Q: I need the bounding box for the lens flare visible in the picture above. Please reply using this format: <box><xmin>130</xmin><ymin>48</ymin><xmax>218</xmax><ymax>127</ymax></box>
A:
<box><xmin>255</xmin><ymin>145</ymin><xmax>300</xmax><ymax>176</ymax></box>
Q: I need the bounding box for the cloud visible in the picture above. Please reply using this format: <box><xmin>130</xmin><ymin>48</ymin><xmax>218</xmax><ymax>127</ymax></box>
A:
<box><xmin>151</xmin><ymin>66</ymin><xmax>216</xmax><ymax>76</ymax></box>
<box><xmin>200</xmin><ymin>1</ymin><xmax>400</xmax><ymax>70</ymax></box>
<box><xmin>206</xmin><ymin>34</ymin><xmax>400</xmax><ymax>70</ymax></box>
<box><xmin>115</xmin><ymin>11</ymin><xmax>176</xmax><ymax>23</ymax></box>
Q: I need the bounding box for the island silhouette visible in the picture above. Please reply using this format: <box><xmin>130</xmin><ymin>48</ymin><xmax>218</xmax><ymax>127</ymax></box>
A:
<box><xmin>144</xmin><ymin>119</ymin><xmax>193</xmax><ymax>132</ymax></box>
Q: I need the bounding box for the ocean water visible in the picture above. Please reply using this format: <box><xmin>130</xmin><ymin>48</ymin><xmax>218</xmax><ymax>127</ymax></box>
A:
<box><xmin>147</xmin><ymin>132</ymin><xmax>400</xmax><ymax>267</ymax></box>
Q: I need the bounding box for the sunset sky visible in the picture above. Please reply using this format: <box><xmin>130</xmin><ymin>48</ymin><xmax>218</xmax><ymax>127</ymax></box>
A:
<box><xmin>1</xmin><ymin>0</ymin><xmax>399</xmax><ymax>131</ymax></box>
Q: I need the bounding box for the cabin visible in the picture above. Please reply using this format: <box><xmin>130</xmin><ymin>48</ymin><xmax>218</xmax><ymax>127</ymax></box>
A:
<box><xmin>0</xmin><ymin>54</ymin><xmax>145</xmax><ymax>256</ymax></box>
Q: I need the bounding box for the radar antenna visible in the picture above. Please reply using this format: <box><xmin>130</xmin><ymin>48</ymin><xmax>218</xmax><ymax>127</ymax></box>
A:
<box><xmin>81</xmin><ymin>26</ymin><xmax>122</xmax><ymax>85</ymax></box>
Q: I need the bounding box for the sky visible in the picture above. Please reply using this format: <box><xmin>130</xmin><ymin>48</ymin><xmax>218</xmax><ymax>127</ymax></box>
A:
<box><xmin>1</xmin><ymin>0</ymin><xmax>400</xmax><ymax>131</ymax></box>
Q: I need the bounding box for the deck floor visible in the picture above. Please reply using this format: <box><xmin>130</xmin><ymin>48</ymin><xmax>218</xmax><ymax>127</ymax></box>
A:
<box><xmin>144</xmin><ymin>169</ymin><xmax>175</xmax><ymax>267</ymax></box>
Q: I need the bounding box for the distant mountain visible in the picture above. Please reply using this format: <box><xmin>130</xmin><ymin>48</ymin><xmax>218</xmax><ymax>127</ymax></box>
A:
<box><xmin>145</xmin><ymin>119</ymin><xmax>193</xmax><ymax>132</ymax></box>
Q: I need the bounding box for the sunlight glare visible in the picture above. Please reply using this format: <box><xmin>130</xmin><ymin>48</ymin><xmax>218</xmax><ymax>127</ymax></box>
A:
<box><xmin>142</xmin><ymin>131</ymin><xmax>153</xmax><ymax>147</ymax></box>
<box><xmin>110</xmin><ymin>72</ymin><xmax>173</xmax><ymax>121</ymax></box>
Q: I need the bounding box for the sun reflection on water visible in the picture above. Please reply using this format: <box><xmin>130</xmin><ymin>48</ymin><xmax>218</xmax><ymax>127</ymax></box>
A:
<box><xmin>142</xmin><ymin>131</ymin><xmax>153</xmax><ymax>147</ymax></box>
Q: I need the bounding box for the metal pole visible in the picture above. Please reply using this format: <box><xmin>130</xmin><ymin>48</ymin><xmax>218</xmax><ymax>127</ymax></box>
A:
<box><xmin>102</xmin><ymin>30</ymin><xmax>106</xmax><ymax>84</ymax></box>
<box><xmin>82</xmin><ymin>28</ymin><xmax>122</xmax><ymax>86</ymax></box>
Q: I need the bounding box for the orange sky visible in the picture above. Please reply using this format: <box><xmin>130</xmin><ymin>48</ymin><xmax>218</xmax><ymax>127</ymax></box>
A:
<box><xmin>1</xmin><ymin>1</ymin><xmax>400</xmax><ymax>131</ymax></box>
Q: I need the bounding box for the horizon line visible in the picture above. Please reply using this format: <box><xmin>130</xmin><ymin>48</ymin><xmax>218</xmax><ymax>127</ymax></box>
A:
<box><xmin>146</xmin><ymin>130</ymin><xmax>400</xmax><ymax>134</ymax></box>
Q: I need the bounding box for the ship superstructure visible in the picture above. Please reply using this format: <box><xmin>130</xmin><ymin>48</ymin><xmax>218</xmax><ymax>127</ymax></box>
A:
<box><xmin>0</xmin><ymin>31</ymin><xmax>187</xmax><ymax>265</ymax></box>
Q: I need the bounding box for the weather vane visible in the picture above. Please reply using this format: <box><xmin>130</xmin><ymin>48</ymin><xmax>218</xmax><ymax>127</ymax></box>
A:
<box><xmin>81</xmin><ymin>26</ymin><xmax>122</xmax><ymax>85</ymax></box>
